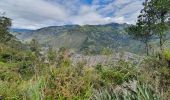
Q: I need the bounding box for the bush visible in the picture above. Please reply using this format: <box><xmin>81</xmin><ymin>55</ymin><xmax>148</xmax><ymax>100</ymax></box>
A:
<box><xmin>100</xmin><ymin>61</ymin><xmax>137</xmax><ymax>85</ymax></box>
<box><xmin>0</xmin><ymin>52</ymin><xmax>12</xmax><ymax>63</ymax></box>
<box><xmin>18</xmin><ymin>62</ymin><xmax>35</xmax><ymax>80</ymax></box>
<box><xmin>163</xmin><ymin>49</ymin><xmax>170</xmax><ymax>60</ymax></box>
<box><xmin>0</xmin><ymin>81</ymin><xmax>21</xmax><ymax>99</ymax></box>
<box><xmin>91</xmin><ymin>83</ymin><xmax>160</xmax><ymax>100</ymax></box>
<box><xmin>163</xmin><ymin>49</ymin><xmax>170</xmax><ymax>67</ymax></box>
<box><xmin>42</xmin><ymin>65</ymin><xmax>94</xmax><ymax>99</ymax></box>
<box><xmin>101</xmin><ymin>69</ymin><xmax>135</xmax><ymax>85</ymax></box>
<box><xmin>139</xmin><ymin>57</ymin><xmax>170</xmax><ymax>99</ymax></box>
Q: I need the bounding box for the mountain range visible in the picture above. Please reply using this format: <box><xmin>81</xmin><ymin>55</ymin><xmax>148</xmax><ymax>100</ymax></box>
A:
<box><xmin>11</xmin><ymin>23</ymin><xmax>145</xmax><ymax>54</ymax></box>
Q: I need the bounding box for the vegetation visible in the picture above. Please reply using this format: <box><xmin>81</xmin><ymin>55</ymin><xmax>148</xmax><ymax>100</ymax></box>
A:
<box><xmin>13</xmin><ymin>23</ymin><xmax>145</xmax><ymax>55</ymax></box>
<box><xmin>126</xmin><ymin>0</ymin><xmax>156</xmax><ymax>55</ymax></box>
<box><xmin>127</xmin><ymin>0</ymin><xmax>170</xmax><ymax>56</ymax></box>
<box><xmin>1</xmin><ymin>0</ymin><xmax>170</xmax><ymax>99</ymax></box>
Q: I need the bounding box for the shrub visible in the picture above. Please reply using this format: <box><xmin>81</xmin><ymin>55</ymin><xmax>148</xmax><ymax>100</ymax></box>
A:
<box><xmin>91</xmin><ymin>83</ymin><xmax>160</xmax><ymax>100</ymax></box>
<box><xmin>163</xmin><ymin>49</ymin><xmax>170</xmax><ymax>60</ymax></box>
<box><xmin>0</xmin><ymin>81</ymin><xmax>21</xmax><ymax>99</ymax></box>
<box><xmin>18</xmin><ymin>62</ymin><xmax>35</xmax><ymax>80</ymax></box>
<box><xmin>100</xmin><ymin>61</ymin><xmax>137</xmax><ymax>85</ymax></box>
<box><xmin>101</xmin><ymin>70</ymin><xmax>135</xmax><ymax>85</ymax></box>
<box><xmin>163</xmin><ymin>49</ymin><xmax>170</xmax><ymax>67</ymax></box>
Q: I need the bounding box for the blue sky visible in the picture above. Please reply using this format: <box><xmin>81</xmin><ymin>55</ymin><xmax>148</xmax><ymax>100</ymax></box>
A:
<box><xmin>0</xmin><ymin>0</ymin><xmax>144</xmax><ymax>29</ymax></box>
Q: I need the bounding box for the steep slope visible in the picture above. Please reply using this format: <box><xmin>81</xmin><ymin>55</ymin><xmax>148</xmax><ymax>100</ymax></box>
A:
<box><xmin>11</xmin><ymin>23</ymin><xmax>145</xmax><ymax>54</ymax></box>
<box><xmin>10</xmin><ymin>29</ymin><xmax>34</xmax><ymax>41</ymax></box>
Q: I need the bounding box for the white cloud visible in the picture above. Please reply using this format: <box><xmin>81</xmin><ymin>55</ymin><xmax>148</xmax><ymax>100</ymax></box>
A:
<box><xmin>0</xmin><ymin>0</ymin><xmax>69</xmax><ymax>29</ymax></box>
<box><xmin>0</xmin><ymin>0</ymin><xmax>144</xmax><ymax>29</ymax></box>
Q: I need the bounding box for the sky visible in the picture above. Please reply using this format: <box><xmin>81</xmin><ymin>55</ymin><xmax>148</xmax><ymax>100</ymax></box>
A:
<box><xmin>0</xmin><ymin>0</ymin><xmax>144</xmax><ymax>29</ymax></box>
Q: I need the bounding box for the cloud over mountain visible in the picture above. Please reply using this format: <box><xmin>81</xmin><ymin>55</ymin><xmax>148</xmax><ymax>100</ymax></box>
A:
<box><xmin>0</xmin><ymin>0</ymin><xmax>144</xmax><ymax>29</ymax></box>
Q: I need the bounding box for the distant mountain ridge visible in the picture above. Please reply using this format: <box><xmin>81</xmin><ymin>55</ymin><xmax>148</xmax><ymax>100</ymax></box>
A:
<box><xmin>10</xmin><ymin>28</ymin><xmax>34</xmax><ymax>33</ymax></box>
<box><xmin>10</xmin><ymin>23</ymin><xmax>145</xmax><ymax>54</ymax></box>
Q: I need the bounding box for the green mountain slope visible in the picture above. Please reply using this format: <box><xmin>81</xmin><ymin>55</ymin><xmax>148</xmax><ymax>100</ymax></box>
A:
<box><xmin>12</xmin><ymin>23</ymin><xmax>145</xmax><ymax>54</ymax></box>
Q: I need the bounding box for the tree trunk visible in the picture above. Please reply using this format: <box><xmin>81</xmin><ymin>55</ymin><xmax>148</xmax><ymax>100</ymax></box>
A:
<box><xmin>159</xmin><ymin>16</ymin><xmax>165</xmax><ymax>58</ymax></box>
<box><xmin>167</xmin><ymin>60</ymin><xmax>170</xmax><ymax>67</ymax></box>
<box><xmin>0</xmin><ymin>45</ymin><xmax>2</xmax><ymax>52</ymax></box>
<box><xmin>160</xmin><ymin>34</ymin><xmax>164</xmax><ymax>53</ymax></box>
<box><xmin>145</xmin><ymin>42</ymin><xmax>149</xmax><ymax>56</ymax></box>
<box><xmin>159</xmin><ymin>33</ymin><xmax>164</xmax><ymax>60</ymax></box>
<box><xmin>144</xmin><ymin>36</ymin><xmax>149</xmax><ymax>56</ymax></box>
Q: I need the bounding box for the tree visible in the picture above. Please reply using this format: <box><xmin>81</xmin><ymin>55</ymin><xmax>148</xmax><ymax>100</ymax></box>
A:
<box><xmin>127</xmin><ymin>0</ymin><xmax>170</xmax><ymax>56</ymax></box>
<box><xmin>29</xmin><ymin>39</ymin><xmax>40</xmax><ymax>56</ymax></box>
<box><xmin>127</xmin><ymin>25</ymin><xmax>150</xmax><ymax>55</ymax></box>
<box><xmin>151</xmin><ymin>0</ymin><xmax>170</xmax><ymax>54</ymax></box>
<box><xmin>0</xmin><ymin>16</ymin><xmax>12</xmax><ymax>53</ymax></box>
<box><xmin>127</xmin><ymin>0</ymin><xmax>156</xmax><ymax>55</ymax></box>
<box><xmin>47</xmin><ymin>47</ymin><xmax>57</xmax><ymax>64</ymax></box>
<box><xmin>0</xmin><ymin>16</ymin><xmax>12</xmax><ymax>43</ymax></box>
<box><xmin>56</xmin><ymin>47</ymin><xmax>71</xmax><ymax>67</ymax></box>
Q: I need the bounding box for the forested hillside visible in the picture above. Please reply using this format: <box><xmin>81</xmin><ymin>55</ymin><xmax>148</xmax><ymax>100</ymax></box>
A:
<box><xmin>12</xmin><ymin>23</ymin><xmax>144</xmax><ymax>55</ymax></box>
<box><xmin>12</xmin><ymin>23</ymin><xmax>170</xmax><ymax>55</ymax></box>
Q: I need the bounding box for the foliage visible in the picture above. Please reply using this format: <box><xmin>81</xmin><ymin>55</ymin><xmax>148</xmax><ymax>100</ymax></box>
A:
<box><xmin>1</xmin><ymin>2</ymin><xmax>170</xmax><ymax>99</ymax></box>
<box><xmin>91</xmin><ymin>83</ymin><xmax>160</xmax><ymax>100</ymax></box>
<box><xmin>163</xmin><ymin>49</ymin><xmax>170</xmax><ymax>60</ymax></box>
<box><xmin>100</xmin><ymin>61</ymin><xmax>137</xmax><ymax>85</ymax></box>
<box><xmin>47</xmin><ymin>47</ymin><xmax>57</xmax><ymax>63</ymax></box>
<box><xmin>127</xmin><ymin>0</ymin><xmax>170</xmax><ymax>56</ymax></box>
<box><xmin>14</xmin><ymin>23</ymin><xmax>146</xmax><ymax>55</ymax></box>
<box><xmin>0</xmin><ymin>16</ymin><xmax>12</xmax><ymax>43</ymax></box>
<box><xmin>138</xmin><ymin>57</ymin><xmax>170</xmax><ymax>99</ymax></box>
<box><xmin>1</xmin><ymin>46</ymin><xmax>170</xmax><ymax>99</ymax></box>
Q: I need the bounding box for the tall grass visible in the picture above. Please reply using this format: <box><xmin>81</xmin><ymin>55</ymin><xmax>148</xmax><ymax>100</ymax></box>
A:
<box><xmin>1</xmin><ymin>52</ymin><xmax>169</xmax><ymax>99</ymax></box>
